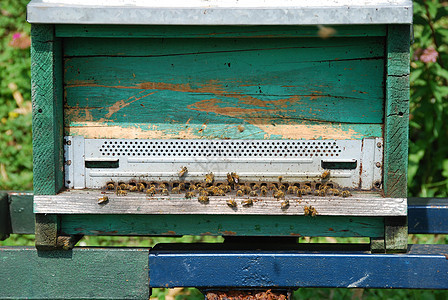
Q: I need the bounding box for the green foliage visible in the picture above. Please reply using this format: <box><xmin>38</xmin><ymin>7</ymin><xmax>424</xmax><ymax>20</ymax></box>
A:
<box><xmin>0</xmin><ymin>0</ymin><xmax>32</xmax><ymax>190</ymax></box>
<box><xmin>408</xmin><ymin>0</ymin><xmax>448</xmax><ymax>197</ymax></box>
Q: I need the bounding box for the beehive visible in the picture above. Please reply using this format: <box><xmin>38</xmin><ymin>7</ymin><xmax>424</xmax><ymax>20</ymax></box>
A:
<box><xmin>28</xmin><ymin>0</ymin><xmax>412</xmax><ymax>251</ymax></box>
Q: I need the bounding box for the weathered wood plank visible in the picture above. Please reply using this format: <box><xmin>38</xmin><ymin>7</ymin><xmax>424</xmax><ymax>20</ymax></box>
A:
<box><xmin>0</xmin><ymin>247</ymin><xmax>150</xmax><ymax>299</ymax></box>
<box><xmin>31</xmin><ymin>24</ymin><xmax>64</xmax><ymax>195</ymax></box>
<box><xmin>35</xmin><ymin>214</ymin><xmax>58</xmax><ymax>250</ymax></box>
<box><xmin>60</xmin><ymin>214</ymin><xmax>384</xmax><ymax>237</ymax></box>
<box><xmin>56</xmin><ymin>24</ymin><xmax>387</xmax><ymax>38</ymax></box>
<box><xmin>34</xmin><ymin>190</ymin><xmax>406</xmax><ymax>216</ymax></box>
<box><xmin>63</xmin><ymin>36</ymin><xmax>385</xmax><ymax>139</ymax></box>
<box><xmin>383</xmin><ymin>25</ymin><xmax>410</xmax><ymax>198</ymax></box>
<box><xmin>9</xmin><ymin>192</ymin><xmax>35</xmax><ymax>234</ymax></box>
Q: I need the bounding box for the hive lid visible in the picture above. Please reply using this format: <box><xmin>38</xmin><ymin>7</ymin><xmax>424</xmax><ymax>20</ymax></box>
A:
<box><xmin>27</xmin><ymin>0</ymin><xmax>412</xmax><ymax>25</ymax></box>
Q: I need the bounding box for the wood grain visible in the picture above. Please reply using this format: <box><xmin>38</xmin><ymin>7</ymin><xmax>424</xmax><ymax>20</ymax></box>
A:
<box><xmin>56</xmin><ymin>24</ymin><xmax>387</xmax><ymax>38</ymax></box>
<box><xmin>60</xmin><ymin>214</ymin><xmax>385</xmax><ymax>238</ymax></box>
<box><xmin>63</xmin><ymin>36</ymin><xmax>385</xmax><ymax>140</ymax></box>
<box><xmin>34</xmin><ymin>190</ymin><xmax>406</xmax><ymax>216</ymax></box>
<box><xmin>31</xmin><ymin>24</ymin><xmax>64</xmax><ymax>195</ymax></box>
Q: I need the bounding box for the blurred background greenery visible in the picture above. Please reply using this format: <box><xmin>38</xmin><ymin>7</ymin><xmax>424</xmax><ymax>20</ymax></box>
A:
<box><xmin>1</xmin><ymin>0</ymin><xmax>448</xmax><ymax>299</ymax></box>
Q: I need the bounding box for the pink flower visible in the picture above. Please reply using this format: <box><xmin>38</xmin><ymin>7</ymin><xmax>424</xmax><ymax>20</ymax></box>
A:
<box><xmin>419</xmin><ymin>47</ymin><xmax>439</xmax><ymax>63</ymax></box>
<box><xmin>12</xmin><ymin>33</ymin><xmax>21</xmax><ymax>40</ymax></box>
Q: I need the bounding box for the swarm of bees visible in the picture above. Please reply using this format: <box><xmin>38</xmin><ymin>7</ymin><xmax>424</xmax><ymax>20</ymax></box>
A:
<box><xmin>102</xmin><ymin>170</ymin><xmax>354</xmax><ymax>212</ymax></box>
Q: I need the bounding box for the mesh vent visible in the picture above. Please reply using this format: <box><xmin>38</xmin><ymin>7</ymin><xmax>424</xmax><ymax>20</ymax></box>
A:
<box><xmin>99</xmin><ymin>140</ymin><xmax>343</xmax><ymax>158</ymax></box>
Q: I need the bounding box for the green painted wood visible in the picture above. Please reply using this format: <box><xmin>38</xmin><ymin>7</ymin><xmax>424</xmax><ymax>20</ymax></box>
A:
<box><xmin>0</xmin><ymin>192</ymin><xmax>11</xmax><ymax>241</ymax></box>
<box><xmin>60</xmin><ymin>215</ymin><xmax>385</xmax><ymax>238</ymax></box>
<box><xmin>31</xmin><ymin>24</ymin><xmax>64</xmax><ymax>195</ymax></box>
<box><xmin>0</xmin><ymin>247</ymin><xmax>150</xmax><ymax>299</ymax></box>
<box><xmin>383</xmin><ymin>25</ymin><xmax>410</xmax><ymax>198</ymax></box>
<box><xmin>35</xmin><ymin>214</ymin><xmax>58</xmax><ymax>250</ymax></box>
<box><xmin>64</xmin><ymin>36</ymin><xmax>385</xmax><ymax>140</ymax></box>
<box><xmin>56</xmin><ymin>24</ymin><xmax>387</xmax><ymax>38</ymax></box>
<box><xmin>9</xmin><ymin>193</ymin><xmax>35</xmax><ymax>234</ymax></box>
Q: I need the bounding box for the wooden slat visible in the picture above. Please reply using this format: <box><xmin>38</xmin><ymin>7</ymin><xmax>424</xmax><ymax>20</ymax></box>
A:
<box><xmin>0</xmin><ymin>247</ymin><xmax>150</xmax><ymax>299</ymax></box>
<box><xmin>31</xmin><ymin>24</ymin><xmax>64</xmax><ymax>195</ymax></box>
<box><xmin>56</xmin><ymin>24</ymin><xmax>387</xmax><ymax>38</ymax></box>
<box><xmin>34</xmin><ymin>190</ymin><xmax>406</xmax><ymax>216</ymax></box>
<box><xmin>60</xmin><ymin>214</ymin><xmax>385</xmax><ymax>237</ymax></box>
<box><xmin>383</xmin><ymin>25</ymin><xmax>410</xmax><ymax>198</ymax></box>
<box><xmin>63</xmin><ymin>36</ymin><xmax>385</xmax><ymax>140</ymax></box>
<box><xmin>0</xmin><ymin>192</ymin><xmax>11</xmax><ymax>240</ymax></box>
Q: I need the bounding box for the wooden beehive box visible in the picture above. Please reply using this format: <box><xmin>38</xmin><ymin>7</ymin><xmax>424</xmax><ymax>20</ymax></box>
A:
<box><xmin>28</xmin><ymin>0</ymin><xmax>412</xmax><ymax>251</ymax></box>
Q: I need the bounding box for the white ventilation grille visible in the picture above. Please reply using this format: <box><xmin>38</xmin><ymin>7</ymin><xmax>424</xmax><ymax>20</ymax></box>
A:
<box><xmin>99</xmin><ymin>140</ymin><xmax>342</xmax><ymax>158</ymax></box>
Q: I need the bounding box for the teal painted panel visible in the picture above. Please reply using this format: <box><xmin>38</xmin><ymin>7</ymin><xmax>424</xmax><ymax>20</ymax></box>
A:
<box><xmin>64</xmin><ymin>37</ymin><xmax>385</xmax><ymax>139</ymax></box>
<box><xmin>56</xmin><ymin>24</ymin><xmax>387</xmax><ymax>38</ymax></box>
<box><xmin>60</xmin><ymin>215</ymin><xmax>385</xmax><ymax>238</ymax></box>
<box><xmin>0</xmin><ymin>247</ymin><xmax>149</xmax><ymax>299</ymax></box>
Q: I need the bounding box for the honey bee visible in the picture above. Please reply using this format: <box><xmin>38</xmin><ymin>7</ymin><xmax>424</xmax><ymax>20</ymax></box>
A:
<box><xmin>231</xmin><ymin>172</ymin><xmax>240</xmax><ymax>184</ymax></box>
<box><xmin>227</xmin><ymin>199</ymin><xmax>237</xmax><ymax>208</ymax></box>
<box><xmin>318</xmin><ymin>189</ymin><xmax>326</xmax><ymax>197</ymax></box>
<box><xmin>117</xmin><ymin>190</ymin><xmax>127</xmax><ymax>196</ymax></box>
<box><xmin>198</xmin><ymin>189</ymin><xmax>208</xmax><ymax>197</ymax></box>
<box><xmin>106</xmin><ymin>182</ymin><xmax>115</xmax><ymax>190</ymax></box>
<box><xmin>179</xmin><ymin>166</ymin><xmax>188</xmax><ymax>177</ymax></box>
<box><xmin>252</xmin><ymin>184</ymin><xmax>260</xmax><ymax>191</ymax></box>
<box><xmin>221</xmin><ymin>184</ymin><xmax>231</xmax><ymax>193</ymax></box>
<box><xmin>159</xmin><ymin>183</ymin><xmax>167</xmax><ymax>190</ymax></box>
<box><xmin>278</xmin><ymin>184</ymin><xmax>286</xmax><ymax>191</ymax></box>
<box><xmin>128</xmin><ymin>185</ymin><xmax>138</xmax><ymax>192</ymax></box>
<box><xmin>205</xmin><ymin>173</ymin><xmax>215</xmax><ymax>185</ymax></box>
<box><xmin>198</xmin><ymin>195</ymin><xmax>209</xmax><ymax>204</ymax></box>
<box><xmin>179</xmin><ymin>182</ymin><xmax>186</xmax><ymax>191</ymax></box>
<box><xmin>118</xmin><ymin>183</ymin><xmax>127</xmax><ymax>190</ymax></box>
<box><xmin>341</xmin><ymin>190</ymin><xmax>352</xmax><ymax>197</ymax></box>
<box><xmin>296</xmin><ymin>189</ymin><xmax>303</xmax><ymax>197</ymax></box>
<box><xmin>161</xmin><ymin>188</ymin><xmax>169</xmax><ymax>196</ymax></box>
<box><xmin>97</xmin><ymin>196</ymin><xmax>109</xmax><ymax>205</ymax></box>
<box><xmin>281</xmin><ymin>199</ymin><xmax>289</xmax><ymax>209</ymax></box>
<box><xmin>287</xmin><ymin>186</ymin><xmax>298</xmax><ymax>194</ymax></box>
<box><xmin>303</xmin><ymin>185</ymin><xmax>312</xmax><ymax>194</ymax></box>
<box><xmin>260</xmin><ymin>187</ymin><xmax>268</xmax><ymax>196</ymax></box>
<box><xmin>321</xmin><ymin>170</ymin><xmax>331</xmax><ymax>180</ymax></box>
<box><xmin>146</xmin><ymin>187</ymin><xmax>156</xmax><ymax>196</ymax></box>
<box><xmin>137</xmin><ymin>182</ymin><xmax>146</xmax><ymax>192</ymax></box>
<box><xmin>236</xmin><ymin>190</ymin><xmax>244</xmax><ymax>197</ymax></box>
<box><xmin>188</xmin><ymin>185</ymin><xmax>196</xmax><ymax>192</ymax></box>
<box><xmin>185</xmin><ymin>191</ymin><xmax>195</xmax><ymax>199</ymax></box>
<box><xmin>226</xmin><ymin>173</ymin><xmax>234</xmax><ymax>185</ymax></box>
<box><xmin>278</xmin><ymin>176</ymin><xmax>283</xmax><ymax>183</ymax></box>
<box><xmin>328</xmin><ymin>188</ymin><xmax>340</xmax><ymax>196</ymax></box>
<box><xmin>243</xmin><ymin>186</ymin><xmax>251</xmax><ymax>195</ymax></box>
<box><xmin>241</xmin><ymin>199</ymin><xmax>253</xmax><ymax>207</ymax></box>
<box><xmin>274</xmin><ymin>190</ymin><xmax>285</xmax><ymax>200</ymax></box>
<box><xmin>171</xmin><ymin>187</ymin><xmax>181</xmax><ymax>194</ymax></box>
<box><xmin>249</xmin><ymin>190</ymin><xmax>258</xmax><ymax>197</ymax></box>
<box><xmin>303</xmin><ymin>205</ymin><xmax>317</xmax><ymax>216</ymax></box>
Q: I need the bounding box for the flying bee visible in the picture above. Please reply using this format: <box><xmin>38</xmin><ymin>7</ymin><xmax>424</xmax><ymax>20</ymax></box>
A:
<box><xmin>241</xmin><ymin>199</ymin><xmax>253</xmax><ymax>207</ymax></box>
<box><xmin>185</xmin><ymin>191</ymin><xmax>195</xmax><ymax>199</ymax></box>
<box><xmin>249</xmin><ymin>190</ymin><xmax>258</xmax><ymax>197</ymax></box>
<box><xmin>321</xmin><ymin>170</ymin><xmax>331</xmax><ymax>180</ymax></box>
<box><xmin>137</xmin><ymin>182</ymin><xmax>146</xmax><ymax>192</ymax></box>
<box><xmin>117</xmin><ymin>190</ymin><xmax>127</xmax><ymax>196</ymax></box>
<box><xmin>161</xmin><ymin>188</ymin><xmax>169</xmax><ymax>196</ymax></box>
<box><xmin>227</xmin><ymin>199</ymin><xmax>237</xmax><ymax>208</ymax></box>
<box><xmin>274</xmin><ymin>190</ymin><xmax>285</xmax><ymax>200</ymax></box>
<box><xmin>178</xmin><ymin>182</ymin><xmax>186</xmax><ymax>191</ymax></box>
<box><xmin>97</xmin><ymin>196</ymin><xmax>109</xmax><ymax>205</ymax></box>
<box><xmin>341</xmin><ymin>190</ymin><xmax>352</xmax><ymax>197</ymax></box>
<box><xmin>281</xmin><ymin>199</ymin><xmax>289</xmax><ymax>209</ymax></box>
<box><xmin>179</xmin><ymin>166</ymin><xmax>188</xmax><ymax>177</ymax></box>
<box><xmin>198</xmin><ymin>195</ymin><xmax>209</xmax><ymax>204</ymax></box>
<box><xmin>260</xmin><ymin>187</ymin><xmax>268</xmax><ymax>196</ymax></box>
<box><xmin>205</xmin><ymin>173</ymin><xmax>215</xmax><ymax>185</ymax></box>
<box><xmin>146</xmin><ymin>187</ymin><xmax>156</xmax><ymax>196</ymax></box>
<box><xmin>236</xmin><ymin>190</ymin><xmax>244</xmax><ymax>197</ymax></box>
<box><xmin>106</xmin><ymin>182</ymin><xmax>115</xmax><ymax>190</ymax></box>
<box><xmin>171</xmin><ymin>187</ymin><xmax>181</xmax><ymax>194</ymax></box>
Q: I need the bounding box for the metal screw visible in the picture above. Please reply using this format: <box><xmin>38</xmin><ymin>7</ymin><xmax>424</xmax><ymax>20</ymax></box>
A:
<box><xmin>374</xmin><ymin>181</ymin><xmax>382</xmax><ymax>188</ymax></box>
<box><xmin>377</xmin><ymin>142</ymin><xmax>382</xmax><ymax>148</ymax></box>
<box><xmin>376</xmin><ymin>162</ymin><xmax>381</xmax><ymax>168</ymax></box>
<box><xmin>66</xmin><ymin>160</ymin><xmax>72</xmax><ymax>165</ymax></box>
<box><xmin>67</xmin><ymin>140</ymin><xmax>72</xmax><ymax>145</ymax></box>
